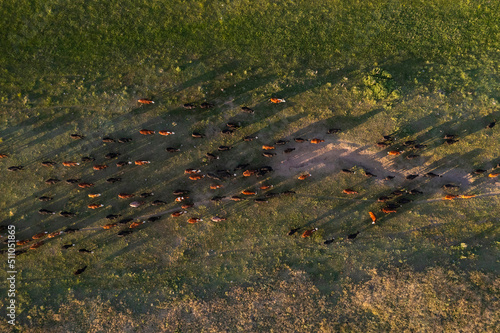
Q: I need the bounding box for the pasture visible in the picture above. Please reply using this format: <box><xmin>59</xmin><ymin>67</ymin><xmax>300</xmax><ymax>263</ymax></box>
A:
<box><xmin>0</xmin><ymin>0</ymin><xmax>499</xmax><ymax>332</ymax></box>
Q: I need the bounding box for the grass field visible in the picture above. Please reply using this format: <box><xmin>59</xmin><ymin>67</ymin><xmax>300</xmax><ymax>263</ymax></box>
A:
<box><xmin>0</xmin><ymin>0</ymin><xmax>499</xmax><ymax>332</ymax></box>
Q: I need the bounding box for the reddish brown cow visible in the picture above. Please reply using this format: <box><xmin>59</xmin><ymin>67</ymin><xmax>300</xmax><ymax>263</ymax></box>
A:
<box><xmin>138</xmin><ymin>99</ymin><xmax>154</xmax><ymax>104</ymax></box>
<box><xmin>78</xmin><ymin>182</ymin><xmax>94</xmax><ymax>188</ymax></box>
<box><xmin>185</xmin><ymin>168</ymin><xmax>201</xmax><ymax>174</ymax></box>
<box><xmin>343</xmin><ymin>189</ymin><xmax>358</xmax><ymax>194</ymax></box>
<box><xmin>88</xmin><ymin>193</ymin><xmax>101</xmax><ymax>198</ymax></box>
<box><xmin>187</xmin><ymin>217</ymin><xmax>203</xmax><ymax>224</ymax></box>
<box><xmin>310</xmin><ymin>138</ymin><xmax>324</xmax><ymax>144</ymax></box>
<box><xmin>241</xmin><ymin>190</ymin><xmax>256</xmax><ymax>196</ymax></box>
<box><xmin>139</xmin><ymin>129</ymin><xmax>155</xmax><ymax>135</ymax></box>
<box><xmin>135</xmin><ymin>160</ymin><xmax>150</xmax><ymax>165</ymax></box>
<box><xmin>88</xmin><ymin>203</ymin><xmax>104</xmax><ymax>209</ymax></box>
<box><xmin>129</xmin><ymin>221</ymin><xmax>145</xmax><ymax>229</ymax></box>
<box><xmin>302</xmin><ymin>228</ymin><xmax>318</xmax><ymax>238</ymax></box>
<box><xmin>270</xmin><ymin>97</ymin><xmax>286</xmax><ymax>103</ymax></box>
<box><xmin>103</xmin><ymin>223</ymin><xmax>118</xmax><ymax>229</ymax></box>
<box><xmin>93</xmin><ymin>164</ymin><xmax>107</xmax><ymax>171</ymax></box>
<box><xmin>30</xmin><ymin>242</ymin><xmax>44</xmax><ymax>250</ymax></box>
<box><xmin>262</xmin><ymin>145</ymin><xmax>275</xmax><ymax>150</ymax></box>
<box><xmin>298</xmin><ymin>173</ymin><xmax>312</xmax><ymax>180</ymax></box>
<box><xmin>48</xmin><ymin>231</ymin><xmax>62</xmax><ymax>238</ymax></box>
<box><xmin>369</xmin><ymin>212</ymin><xmax>377</xmax><ymax>224</ymax></box>
<box><xmin>388</xmin><ymin>150</ymin><xmax>403</xmax><ymax>156</ymax></box>
<box><xmin>189</xmin><ymin>174</ymin><xmax>204</xmax><ymax>180</ymax></box>
<box><xmin>171</xmin><ymin>210</ymin><xmax>187</xmax><ymax>217</ymax></box>
<box><xmin>159</xmin><ymin>130</ymin><xmax>174</xmax><ymax>136</ymax></box>
<box><xmin>32</xmin><ymin>232</ymin><xmax>48</xmax><ymax>240</ymax></box>
<box><xmin>62</xmin><ymin>161</ymin><xmax>80</xmax><ymax>167</ymax></box>
<box><xmin>16</xmin><ymin>239</ymin><xmax>31</xmax><ymax>246</ymax></box>
<box><xmin>381</xmin><ymin>207</ymin><xmax>397</xmax><ymax>213</ymax></box>
<box><xmin>210</xmin><ymin>184</ymin><xmax>223</xmax><ymax>189</ymax></box>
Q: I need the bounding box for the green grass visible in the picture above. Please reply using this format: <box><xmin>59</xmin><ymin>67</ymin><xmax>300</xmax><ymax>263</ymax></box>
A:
<box><xmin>0</xmin><ymin>0</ymin><xmax>499</xmax><ymax>332</ymax></box>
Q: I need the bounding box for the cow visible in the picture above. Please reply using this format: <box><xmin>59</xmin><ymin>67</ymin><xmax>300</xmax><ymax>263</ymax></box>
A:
<box><xmin>8</xmin><ymin>166</ymin><xmax>23</xmax><ymax>171</ymax></box>
<box><xmin>364</xmin><ymin>171</ymin><xmax>377</xmax><ymax>178</ymax></box>
<box><xmin>184</xmin><ymin>103</ymin><xmax>196</xmax><ymax>109</ymax></box>
<box><xmin>210</xmin><ymin>184</ymin><xmax>223</xmax><ymax>189</ymax></box>
<box><xmin>406</xmin><ymin>174</ymin><xmax>419</xmax><ymax>180</ymax></box>
<box><xmin>173</xmin><ymin>190</ymin><xmax>188</xmax><ymax>196</ymax></box>
<box><xmin>39</xmin><ymin>209</ymin><xmax>55</xmax><ymax>215</ymax></box>
<box><xmin>74</xmin><ymin>266</ymin><xmax>87</xmax><ymax>275</ymax></box>
<box><xmin>243</xmin><ymin>169</ymin><xmax>257</xmax><ymax>177</ymax></box>
<box><xmin>211</xmin><ymin>216</ymin><xmax>226</xmax><ymax>222</ymax></box>
<box><xmin>81</xmin><ymin>156</ymin><xmax>95</xmax><ymax>163</ymax></box>
<box><xmin>38</xmin><ymin>196</ymin><xmax>53</xmax><ymax>201</ymax></box>
<box><xmin>106</xmin><ymin>177</ymin><xmax>122</xmax><ymax>183</ymax></box>
<box><xmin>343</xmin><ymin>189</ymin><xmax>358</xmax><ymax>194</ymax></box>
<box><xmin>294</xmin><ymin>138</ymin><xmax>308</xmax><ymax>143</ymax></box>
<box><xmin>0</xmin><ymin>154</ymin><xmax>8</xmax><ymax>158</ymax></box>
<box><xmin>66</xmin><ymin>178</ymin><xmax>81</xmax><ymax>184</ymax></box>
<box><xmin>189</xmin><ymin>174</ymin><xmax>205</xmax><ymax>180</ymax></box>
<box><xmin>262</xmin><ymin>152</ymin><xmax>276</xmax><ymax>157</ymax></box>
<box><xmin>93</xmin><ymin>164</ymin><xmax>107</xmax><ymax>171</ymax></box>
<box><xmin>288</xmin><ymin>227</ymin><xmax>300</xmax><ymax>236</ymax></box>
<box><xmin>425</xmin><ymin>172</ymin><xmax>442</xmax><ymax>178</ymax></box>
<box><xmin>188</xmin><ymin>217</ymin><xmax>203</xmax><ymax>224</ymax></box>
<box><xmin>486</xmin><ymin>120</ymin><xmax>496</xmax><ymax>129</ymax></box>
<box><xmin>117</xmin><ymin>161</ymin><xmax>132</xmax><ymax>167</ymax></box>
<box><xmin>409</xmin><ymin>189</ymin><xmax>423</xmax><ymax>195</ymax></box>
<box><xmin>103</xmin><ymin>223</ymin><xmax>118</xmax><ymax>229</ymax></box>
<box><xmin>369</xmin><ymin>212</ymin><xmax>377</xmax><ymax>224</ymax></box>
<box><xmin>135</xmin><ymin>160</ymin><xmax>150</xmax><ymax>165</ymax></box>
<box><xmin>60</xmin><ymin>211</ymin><xmax>76</xmax><ymax>217</ymax></box>
<box><xmin>175</xmin><ymin>196</ymin><xmax>189</xmax><ymax>202</ymax></box>
<box><xmin>276</xmin><ymin>140</ymin><xmax>289</xmax><ymax>145</ymax></box>
<box><xmin>284</xmin><ymin>148</ymin><xmax>296</xmax><ymax>153</ymax></box>
<box><xmin>62</xmin><ymin>161</ymin><xmax>80</xmax><ymax>167</ymax></box>
<box><xmin>88</xmin><ymin>203</ymin><xmax>103</xmax><ymax>209</ymax></box>
<box><xmin>181</xmin><ymin>203</ymin><xmax>194</xmax><ymax>209</ymax></box>
<box><xmin>310</xmin><ymin>138</ymin><xmax>325</xmax><ymax>144</ymax></box>
<box><xmin>242</xmin><ymin>190</ymin><xmax>257</xmax><ymax>196</ymax></box>
<box><xmin>140</xmin><ymin>129</ymin><xmax>155</xmax><ymax>135</ymax></box>
<box><xmin>138</xmin><ymin>99</ymin><xmax>154</xmax><ymax>104</ymax></box>
<box><xmin>45</xmin><ymin>178</ymin><xmax>60</xmax><ymax>184</ymax></box>
<box><xmin>382</xmin><ymin>207</ymin><xmax>397</xmax><ymax>213</ymax></box>
<box><xmin>159</xmin><ymin>130</ymin><xmax>175</xmax><ymax>136</ymax></box>
<box><xmin>129</xmin><ymin>201</ymin><xmax>144</xmax><ymax>208</ymax></box>
<box><xmin>171</xmin><ymin>210</ymin><xmax>187</xmax><ymax>217</ymax></box>
<box><xmin>260</xmin><ymin>185</ymin><xmax>273</xmax><ymax>190</ymax></box>
<box><xmin>261</xmin><ymin>145</ymin><xmax>275</xmax><ymax>150</ymax></box>
<box><xmin>406</xmin><ymin>154</ymin><xmax>420</xmax><ymax>159</ymax></box>
<box><xmin>16</xmin><ymin>239</ymin><xmax>31</xmax><ymax>246</ymax></box>
<box><xmin>30</xmin><ymin>242</ymin><xmax>44</xmax><ymax>250</ymax></box>
<box><xmin>460</xmin><ymin>194</ymin><xmax>476</xmax><ymax>199</ymax></box>
<box><xmin>206</xmin><ymin>153</ymin><xmax>219</xmax><ymax>160</ymax></box>
<box><xmin>70</xmin><ymin>134</ymin><xmax>85</xmax><ymax>139</ymax></box>
<box><xmin>388</xmin><ymin>150</ymin><xmax>403</xmax><ymax>156</ymax></box>
<box><xmin>347</xmin><ymin>231</ymin><xmax>360</xmax><ymax>240</ymax></box>
<box><xmin>218</xmin><ymin>145</ymin><xmax>232</xmax><ymax>151</ymax></box>
<box><xmin>102</xmin><ymin>137</ymin><xmax>115</xmax><ymax>143</ymax></box>
<box><xmin>327</xmin><ymin>128</ymin><xmax>342</xmax><ymax>134</ymax></box>
<box><xmin>105</xmin><ymin>153</ymin><xmax>120</xmax><ymax>159</ymax></box>
<box><xmin>444</xmin><ymin>194</ymin><xmax>459</xmax><ymax>200</ymax></box>
<box><xmin>185</xmin><ymin>168</ymin><xmax>201</xmax><ymax>174</ymax></box>
<box><xmin>241</xmin><ymin>106</ymin><xmax>254</xmax><ymax>114</ymax></box>
<box><xmin>192</xmin><ymin>132</ymin><xmax>205</xmax><ymax>138</ymax></box>
<box><xmin>32</xmin><ymin>232</ymin><xmax>48</xmax><ymax>240</ymax></box>
<box><xmin>152</xmin><ymin>200</ymin><xmax>166</xmax><ymax>206</ymax></box>
<box><xmin>391</xmin><ymin>190</ymin><xmax>406</xmax><ymax>196</ymax></box>
<box><xmin>488</xmin><ymin>172</ymin><xmax>500</xmax><ymax>178</ymax></box>
<box><xmin>62</xmin><ymin>244</ymin><xmax>75</xmax><ymax>249</ymax></box>
<box><xmin>444</xmin><ymin>134</ymin><xmax>456</xmax><ymax>140</ymax></box>
<box><xmin>270</xmin><ymin>98</ymin><xmax>285</xmax><ymax>103</ymax></box>
<box><xmin>118</xmin><ymin>138</ymin><xmax>133</xmax><ymax>143</ymax></box>
<box><xmin>200</xmin><ymin>102</ymin><xmax>214</xmax><ymax>109</ymax></box>
<box><xmin>79</xmin><ymin>249</ymin><xmax>94</xmax><ymax>253</ymax></box>
<box><xmin>130</xmin><ymin>221</ymin><xmax>145</xmax><ymax>228</ymax></box>
<box><xmin>244</xmin><ymin>135</ymin><xmax>258</xmax><ymax>141</ymax></box>
<box><xmin>227</xmin><ymin>122</ymin><xmax>240</xmax><ymax>129</ymax></box>
<box><xmin>78</xmin><ymin>182</ymin><xmax>94</xmax><ymax>188</ymax></box>
<box><xmin>48</xmin><ymin>231</ymin><xmax>62</xmax><ymax>238</ymax></box>
<box><xmin>41</xmin><ymin>161</ymin><xmax>56</xmax><ymax>167</ymax></box>
<box><xmin>166</xmin><ymin>147</ymin><xmax>181</xmax><ymax>153</ymax></box>
<box><xmin>301</xmin><ymin>228</ymin><xmax>318</xmax><ymax>238</ymax></box>
<box><xmin>298</xmin><ymin>173</ymin><xmax>311</xmax><ymax>180</ymax></box>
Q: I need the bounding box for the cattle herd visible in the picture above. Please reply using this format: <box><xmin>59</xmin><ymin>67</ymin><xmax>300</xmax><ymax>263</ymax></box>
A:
<box><xmin>0</xmin><ymin>98</ymin><xmax>498</xmax><ymax>275</ymax></box>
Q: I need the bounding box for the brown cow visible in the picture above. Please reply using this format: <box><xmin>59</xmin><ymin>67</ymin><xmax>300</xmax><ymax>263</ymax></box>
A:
<box><xmin>48</xmin><ymin>231</ymin><xmax>62</xmax><ymax>238</ymax></box>
<box><xmin>102</xmin><ymin>137</ymin><xmax>115</xmax><ymax>143</ymax></box>
<box><xmin>260</xmin><ymin>185</ymin><xmax>273</xmax><ymax>190</ymax></box>
<box><xmin>130</xmin><ymin>221</ymin><xmax>145</xmax><ymax>229</ymax></box>
<box><xmin>343</xmin><ymin>189</ymin><xmax>358</xmax><ymax>194</ymax></box>
<box><xmin>230</xmin><ymin>196</ymin><xmax>245</xmax><ymax>201</ymax></box>
<box><xmin>294</xmin><ymin>138</ymin><xmax>308</xmax><ymax>143</ymax></box>
<box><xmin>211</xmin><ymin>216</ymin><xmax>226</xmax><ymax>222</ymax></box>
<box><xmin>488</xmin><ymin>172</ymin><xmax>500</xmax><ymax>178</ymax></box>
<box><xmin>93</xmin><ymin>164</ymin><xmax>107</xmax><ymax>170</ymax></box>
<box><xmin>301</xmin><ymin>228</ymin><xmax>318</xmax><ymax>238</ymax></box>
<box><xmin>30</xmin><ymin>242</ymin><xmax>44</xmax><ymax>250</ymax></box>
<box><xmin>139</xmin><ymin>129</ymin><xmax>155</xmax><ymax>135</ymax></box>
<box><xmin>118</xmin><ymin>193</ymin><xmax>134</xmax><ymax>199</ymax></box>
<box><xmin>138</xmin><ymin>99</ymin><xmax>154</xmax><ymax>104</ymax></box>
<box><xmin>369</xmin><ymin>212</ymin><xmax>377</xmax><ymax>224</ymax></box>
<box><xmin>16</xmin><ymin>239</ymin><xmax>31</xmax><ymax>246</ymax></box>
<box><xmin>0</xmin><ymin>154</ymin><xmax>8</xmax><ymax>158</ymax></box>
<box><xmin>185</xmin><ymin>168</ymin><xmax>201</xmax><ymax>174</ymax></box>
<box><xmin>243</xmin><ymin>169</ymin><xmax>257</xmax><ymax>177</ymax></box>
<box><xmin>310</xmin><ymin>138</ymin><xmax>324</xmax><ymax>144</ymax></box>
<box><xmin>443</xmin><ymin>195</ymin><xmax>459</xmax><ymax>200</ymax></box>
<box><xmin>70</xmin><ymin>134</ymin><xmax>85</xmax><ymax>139</ymax></box>
<box><xmin>159</xmin><ymin>130</ymin><xmax>175</xmax><ymax>136</ymax></box>
<box><xmin>117</xmin><ymin>161</ymin><xmax>132</xmax><ymax>167</ymax></box>
<box><xmin>135</xmin><ymin>160</ymin><xmax>150</xmax><ymax>165</ymax></box>
<box><xmin>62</xmin><ymin>161</ymin><xmax>80</xmax><ymax>167</ymax></box>
<box><xmin>298</xmin><ymin>173</ymin><xmax>312</xmax><ymax>180</ymax></box>
<box><xmin>88</xmin><ymin>203</ymin><xmax>103</xmax><ymax>209</ymax></box>
<box><xmin>103</xmin><ymin>223</ymin><xmax>118</xmax><ymax>229</ymax></box>
<box><xmin>175</xmin><ymin>196</ymin><xmax>189</xmax><ymax>202</ymax></box>
<box><xmin>32</xmin><ymin>232</ymin><xmax>48</xmax><ymax>240</ymax></box>
<box><xmin>210</xmin><ymin>184</ymin><xmax>223</xmax><ymax>189</ymax></box>
<box><xmin>388</xmin><ymin>150</ymin><xmax>403</xmax><ymax>156</ymax></box>
<box><xmin>218</xmin><ymin>145</ymin><xmax>232</xmax><ymax>151</ymax></box>
<box><xmin>187</xmin><ymin>217</ymin><xmax>203</xmax><ymax>224</ymax></box>
<box><xmin>262</xmin><ymin>145</ymin><xmax>275</xmax><ymax>150</ymax></box>
<box><xmin>241</xmin><ymin>190</ymin><xmax>257</xmax><ymax>195</ymax></box>
<box><xmin>45</xmin><ymin>178</ymin><xmax>60</xmax><ymax>184</ymax></box>
<box><xmin>78</xmin><ymin>182</ymin><xmax>94</xmax><ymax>188</ymax></box>
<box><xmin>381</xmin><ymin>207</ymin><xmax>397</xmax><ymax>213</ymax></box>
<box><xmin>262</xmin><ymin>152</ymin><xmax>276</xmax><ymax>157</ymax></box>
<box><xmin>460</xmin><ymin>194</ymin><xmax>476</xmax><ymax>199</ymax></box>
<box><xmin>181</xmin><ymin>203</ymin><xmax>194</xmax><ymax>209</ymax></box>
<box><xmin>171</xmin><ymin>210</ymin><xmax>187</xmax><ymax>217</ymax></box>
<box><xmin>189</xmin><ymin>174</ymin><xmax>205</xmax><ymax>180</ymax></box>
<box><xmin>270</xmin><ymin>97</ymin><xmax>286</xmax><ymax>103</ymax></box>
